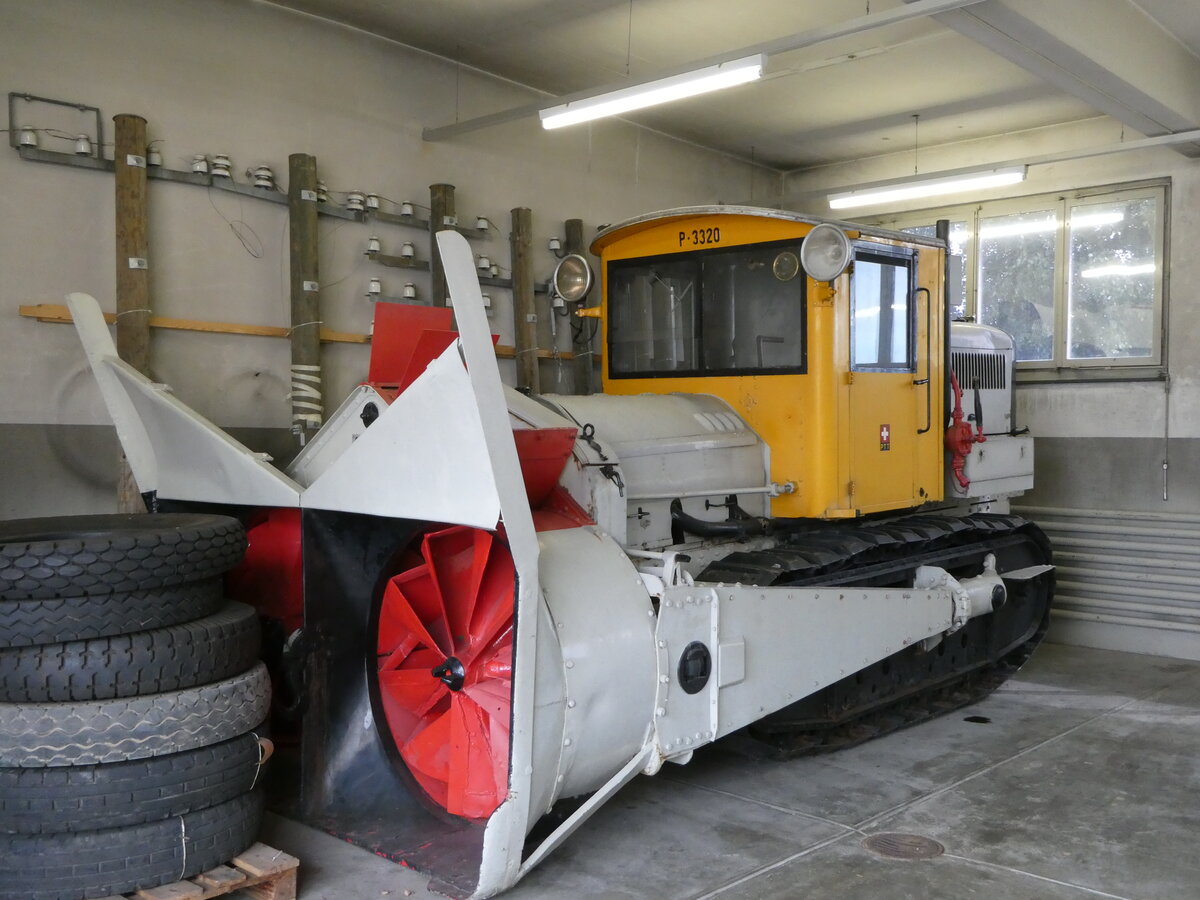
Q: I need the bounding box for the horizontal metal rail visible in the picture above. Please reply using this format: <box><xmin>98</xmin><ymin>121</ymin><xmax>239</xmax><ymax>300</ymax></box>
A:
<box><xmin>627</xmin><ymin>485</ymin><xmax>776</xmax><ymax>502</ymax></box>
<box><xmin>1053</xmin><ymin>608</ymin><xmax>1200</xmax><ymax>635</ymax></box>
<box><xmin>1015</xmin><ymin>505</ymin><xmax>1200</xmax><ymax>654</ymax></box>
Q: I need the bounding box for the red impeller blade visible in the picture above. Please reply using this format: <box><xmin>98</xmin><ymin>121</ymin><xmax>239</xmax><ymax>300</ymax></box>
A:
<box><xmin>425</xmin><ymin>527</ymin><xmax>493</xmax><ymax>655</ymax></box>
<box><xmin>447</xmin><ymin>693</ymin><xmax>508</xmax><ymax>820</ymax></box>
<box><xmin>463</xmin><ymin>544</ymin><xmax>515</xmax><ymax>663</ymax></box>
<box><xmin>377</xmin><ymin>579</ymin><xmax>444</xmax><ymax>670</ymax></box>
<box><xmin>375</xmin><ymin>526</ymin><xmax>515</xmax><ymax>820</ymax></box>
<box><xmin>378</xmin><ymin>667</ymin><xmax>446</xmax><ymax>735</ymax></box>
<box><xmin>400</xmin><ymin>705</ymin><xmax>452</xmax><ymax>810</ymax></box>
<box><xmin>389</xmin><ymin>556</ymin><xmax>454</xmax><ymax>658</ymax></box>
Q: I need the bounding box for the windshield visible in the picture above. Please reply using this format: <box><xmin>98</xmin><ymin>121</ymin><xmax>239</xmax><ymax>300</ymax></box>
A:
<box><xmin>607</xmin><ymin>240</ymin><xmax>807</xmax><ymax>378</ymax></box>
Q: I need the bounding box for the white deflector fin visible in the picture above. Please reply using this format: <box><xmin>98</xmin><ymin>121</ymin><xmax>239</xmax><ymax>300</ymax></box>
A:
<box><xmin>301</xmin><ymin>346</ymin><xmax>502</xmax><ymax>527</ymax></box>
<box><xmin>67</xmin><ymin>293</ymin><xmax>159</xmax><ymax>492</ymax></box>
<box><xmin>67</xmin><ymin>293</ymin><xmax>302</xmax><ymax>507</ymax></box>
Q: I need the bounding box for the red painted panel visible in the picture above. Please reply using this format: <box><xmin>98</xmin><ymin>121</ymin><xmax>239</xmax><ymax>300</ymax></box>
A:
<box><xmin>512</xmin><ymin>427</ymin><xmax>578</xmax><ymax>508</ymax></box>
<box><xmin>368</xmin><ymin>303</ymin><xmax>455</xmax><ymax>387</ymax></box>
<box><xmin>226</xmin><ymin>507</ymin><xmax>304</xmax><ymax>634</ymax></box>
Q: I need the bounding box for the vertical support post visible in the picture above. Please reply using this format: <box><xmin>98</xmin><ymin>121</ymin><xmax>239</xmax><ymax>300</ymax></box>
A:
<box><xmin>430</xmin><ymin>183</ymin><xmax>456</xmax><ymax>307</ymax></box>
<box><xmin>936</xmin><ymin>218</ymin><xmax>952</xmax><ymax>429</ymax></box>
<box><xmin>289</xmin><ymin>153</ymin><xmax>322</xmax><ymax>447</ymax></box>
<box><xmin>114</xmin><ymin>114</ymin><xmax>150</xmax><ymax>375</ymax></box>
<box><xmin>564</xmin><ymin>218</ymin><xmax>594</xmax><ymax>395</ymax></box>
<box><xmin>511</xmin><ymin>207</ymin><xmax>539</xmax><ymax>394</ymax></box>
<box><xmin>113</xmin><ymin>113</ymin><xmax>150</xmax><ymax>512</ymax></box>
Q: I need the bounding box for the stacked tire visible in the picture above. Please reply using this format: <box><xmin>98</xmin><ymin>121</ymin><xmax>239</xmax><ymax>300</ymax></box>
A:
<box><xmin>0</xmin><ymin>514</ymin><xmax>271</xmax><ymax>900</ymax></box>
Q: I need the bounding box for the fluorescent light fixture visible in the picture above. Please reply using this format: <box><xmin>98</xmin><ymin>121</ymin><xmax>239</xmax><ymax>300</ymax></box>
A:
<box><xmin>828</xmin><ymin>165</ymin><xmax>1027</xmax><ymax>210</ymax></box>
<box><xmin>539</xmin><ymin>54</ymin><xmax>765</xmax><ymax>130</ymax></box>
<box><xmin>1081</xmin><ymin>263</ymin><xmax>1155</xmax><ymax>278</ymax></box>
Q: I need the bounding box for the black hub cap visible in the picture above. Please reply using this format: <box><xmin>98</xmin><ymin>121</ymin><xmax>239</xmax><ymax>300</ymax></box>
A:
<box><xmin>678</xmin><ymin>641</ymin><xmax>712</xmax><ymax>695</ymax></box>
<box><xmin>432</xmin><ymin>656</ymin><xmax>467</xmax><ymax>692</ymax></box>
<box><xmin>991</xmin><ymin>584</ymin><xmax>1007</xmax><ymax>608</ymax></box>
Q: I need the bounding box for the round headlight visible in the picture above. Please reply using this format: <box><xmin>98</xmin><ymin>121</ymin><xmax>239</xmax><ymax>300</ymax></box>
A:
<box><xmin>551</xmin><ymin>253</ymin><xmax>594</xmax><ymax>302</ymax></box>
<box><xmin>800</xmin><ymin>224</ymin><xmax>852</xmax><ymax>282</ymax></box>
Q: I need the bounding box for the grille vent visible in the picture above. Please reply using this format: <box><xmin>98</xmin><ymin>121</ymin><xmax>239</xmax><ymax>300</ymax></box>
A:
<box><xmin>694</xmin><ymin>412</ymin><xmax>743</xmax><ymax>433</ymax></box>
<box><xmin>952</xmin><ymin>351</ymin><xmax>1007</xmax><ymax>390</ymax></box>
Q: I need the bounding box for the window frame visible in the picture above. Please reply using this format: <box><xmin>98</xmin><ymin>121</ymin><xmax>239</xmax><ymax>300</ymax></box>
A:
<box><xmin>605</xmin><ymin>238</ymin><xmax>809</xmax><ymax>380</ymax></box>
<box><xmin>849</xmin><ymin>242</ymin><xmax>917</xmax><ymax>374</ymax></box>
<box><xmin>865</xmin><ymin>179</ymin><xmax>1169</xmax><ymax>383</ymax></box>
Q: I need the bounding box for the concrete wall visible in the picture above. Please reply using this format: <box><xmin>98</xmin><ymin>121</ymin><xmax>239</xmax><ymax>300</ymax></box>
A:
<box><xmin>0</xmin><ymin>0</ymin><xmax>779</xmax><ymax>519</ymax></box>
<box><xmin>785</xmin><ymin>117</ymin><xmax>1200</xmax><ymax>517</ymax></box>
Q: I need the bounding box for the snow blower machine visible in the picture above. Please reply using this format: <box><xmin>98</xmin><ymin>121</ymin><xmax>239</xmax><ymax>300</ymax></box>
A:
<box><xmin>69</xmin><ymin>206</ymin><xmax>1053</xmax><ymax>897</ymax></box>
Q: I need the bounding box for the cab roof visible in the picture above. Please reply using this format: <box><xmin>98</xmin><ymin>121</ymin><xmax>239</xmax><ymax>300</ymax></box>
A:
<box><xmin>590</xmin><ymin>204</ymin><xmax>945</xmax><ymax>255</ymax></box>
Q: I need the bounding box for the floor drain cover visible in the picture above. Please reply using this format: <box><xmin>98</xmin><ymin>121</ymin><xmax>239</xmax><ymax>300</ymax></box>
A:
<box><xmin>862</xmin><ymin>833</ymin><xmax>945</xmax><ymax>860</ymax></box>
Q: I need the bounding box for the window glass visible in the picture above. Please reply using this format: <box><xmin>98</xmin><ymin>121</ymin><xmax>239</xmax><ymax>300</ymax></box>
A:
<box><xmin>977</xmin><ymin>210</ymin><xmax>1056</xmax><ymax>362</ymax></box>
<box><xmin>1068</xmin><ymin>197</ymin><xmax>1158</xmax><ymax>360</ymax></box>
<box><xmin>903</xmin><ymin>222</ymin><xmax>969</xmax><ymax>318</ymax></box>
<box><xmin>608</xmin><ymin>241</ymin><xmax>806</xmax><ymax>378</ymax></box>
<box><xmin>863</xmin><ymin>181</ymin><xmax>1166</xmax><ymax>377</ymax></box>
<box><xmin>608</xmin><ymin>256</ymin><xmax>697</xmax><ymax>373</ymax></box>
<box><xmin>852</xmin><ymin>251</ymin><xmax>912</xmax><ymax>370</ymax></box>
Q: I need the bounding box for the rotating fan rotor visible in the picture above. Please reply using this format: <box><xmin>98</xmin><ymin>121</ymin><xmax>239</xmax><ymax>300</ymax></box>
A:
<box><xmin>373</xmin><ymin>520</ymin><xmax>660</xmax><ymax>825</ymax></box>
<box><xmin>376</xmin><ymin>525</ymin><xmax>515</xmax><ymax>819</ymax></box>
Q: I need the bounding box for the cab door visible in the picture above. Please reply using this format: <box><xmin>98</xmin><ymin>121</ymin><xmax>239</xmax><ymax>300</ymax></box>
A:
<box><xmin>846</xmin><ymin>245</ymin><xmax>921</xmax><ymax>514</ymax></box>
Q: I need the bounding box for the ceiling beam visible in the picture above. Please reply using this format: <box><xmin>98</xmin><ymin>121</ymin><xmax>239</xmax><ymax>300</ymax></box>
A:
<box><xmin>915</xmin><ymin>0</ymin><xmax>1200</xmax><ymax>157</ymax></box>
<box><xmin>422</xmin><ymin>0</ymin><xmax>991</xmax><ymax>141</ymax></box>
<box><xmin>807</xmin><ymin>128</ymin><xmax>1200</xmax><ymax>198</ymax></box>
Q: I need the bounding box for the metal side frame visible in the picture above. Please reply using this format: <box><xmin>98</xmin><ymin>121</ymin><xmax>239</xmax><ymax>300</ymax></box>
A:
<box><xmin>649</xmin><ymin>560</ymin><xmax>1006</xmax><ymax>765</ymax></box>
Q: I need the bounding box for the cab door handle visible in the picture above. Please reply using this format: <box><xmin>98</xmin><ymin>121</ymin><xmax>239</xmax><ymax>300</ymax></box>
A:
<box><xmin>915</xmin><ymin>287</ymin><xmax>932</xmax><ymax>434</ymax></box>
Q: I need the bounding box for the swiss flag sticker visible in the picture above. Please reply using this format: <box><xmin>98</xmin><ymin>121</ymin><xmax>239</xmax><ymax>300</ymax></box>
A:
<box><xmin>880</xmin><ymin>424</ymin><xmax>891</xmax><ymax>451</ymax></box>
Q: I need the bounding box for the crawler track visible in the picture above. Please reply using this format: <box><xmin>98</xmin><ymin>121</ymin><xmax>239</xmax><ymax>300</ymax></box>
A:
<box><xmin>699</xmin><ymin>514</ymin><xmax>1054</xmax><ymax>759</ymax></box>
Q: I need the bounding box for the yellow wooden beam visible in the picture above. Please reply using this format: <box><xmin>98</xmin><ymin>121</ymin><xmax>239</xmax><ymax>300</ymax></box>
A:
<box><xmin>17</xmin><ymin>304</ymin><xmax>591</xmax><ymax>360</ymax></box>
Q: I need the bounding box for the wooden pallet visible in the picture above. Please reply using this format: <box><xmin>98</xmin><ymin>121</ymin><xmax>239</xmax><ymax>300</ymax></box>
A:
<box><xmin>97</xmin><ymin>843</ymin><xmax>299</xmax><ymax>900</ymax></box>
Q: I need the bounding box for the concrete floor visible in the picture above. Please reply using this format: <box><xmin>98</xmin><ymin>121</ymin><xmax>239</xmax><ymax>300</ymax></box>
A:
<box><xmin>253</xmin><ymin>643</ymin><xmax>1200</xmax><ymax>899</ymax></box>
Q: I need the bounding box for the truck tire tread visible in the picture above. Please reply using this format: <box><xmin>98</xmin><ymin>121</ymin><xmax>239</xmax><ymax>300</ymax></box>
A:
<box><xmin>0</xmin><ymin>514</ymin><xmax>246</xmax><ymax>601</ymax></box>
<box><xmin>0</xmin><ymin>731</ymin><xmax>265</xmax><ymax>834</ymax></box>
<box><xmin>0</xmin><ymin>790</ymin><xmax>262</xmax><ymax>900</ymax></box>
<box><xmin>0</xmin><ymin>603</ymin><xmax>261</xmax><ymax>702</ymax></box>
<box><xmin>0</xmin><ymin>663</ymin><xmax>271</xmax><ymax>767</ymax></box>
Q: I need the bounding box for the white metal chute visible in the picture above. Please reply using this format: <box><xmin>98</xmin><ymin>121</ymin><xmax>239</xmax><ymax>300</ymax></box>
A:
<box><xmin>66</xmin><ymin>292</ymin><xmax>302</xmax><ymax>507</ymax></box>
<box><xmin>300</xmin><ymin>346</ymin><xmax>502</xmax><ymax>527</ymax></box>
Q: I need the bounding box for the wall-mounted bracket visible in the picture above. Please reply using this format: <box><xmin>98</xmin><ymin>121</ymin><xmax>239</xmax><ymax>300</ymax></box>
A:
<box><xmin>369</xmin><ymin>208</ymin><xmax>483</xmax><ymax>240</ymax></box>
<box><xmin>8</xmin><ymin>92</ymin><xmax>103</xmax><ymax>155</ymax></box>
<box><xmin>366</xmin><ymin>250</ymin><xmax>430</xmax><ymax>271</ymax></box>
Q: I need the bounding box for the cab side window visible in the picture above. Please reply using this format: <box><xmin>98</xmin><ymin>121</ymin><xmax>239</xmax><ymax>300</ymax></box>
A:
<box><xmin>851</xmin><ymin>249</ymin><xmax>914</xmax><ymax>372</ymax></box>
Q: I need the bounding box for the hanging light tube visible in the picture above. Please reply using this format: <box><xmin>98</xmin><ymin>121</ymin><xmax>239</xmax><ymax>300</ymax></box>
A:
<box><xmin>827</xmin><ymin>165</ymin><xmax>1027</xmax><ymax>210</ymax></box>
<box><xmin>539</xmin><ymin>54</ymin><xmax>765</xmax><ymax>130</ymax></box>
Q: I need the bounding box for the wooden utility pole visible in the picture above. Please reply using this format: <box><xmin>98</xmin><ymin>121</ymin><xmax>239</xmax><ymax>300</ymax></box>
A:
<box><xmin>429</xmin><ymin>183</ymin><xmax>456</xmax><ymax>307</ymax></box>
<box><xmin>563</xmin><ymin>218</ymin><xmax>595</xmax><ymax>395</ymax></box>
<box><xmin>511</xmin><ymin>207</ymin><xmax>539</xmax><ymax>394</ymax></box>
<box><xmin>288</xmin><ymin>153</ymin><xmax>322</xmax><ymax>446</ymax></box>
<box><xmin>113</xmin><ymin>113</ymin><xmax>150</xmax><ymax>511</ymax></box>
<box><xmin>114</xmin><ymin>115</ymin><xmax>151</xmax><ymax>374</ymax></box>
